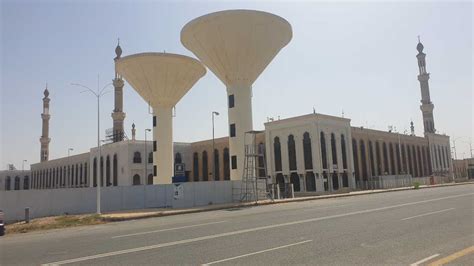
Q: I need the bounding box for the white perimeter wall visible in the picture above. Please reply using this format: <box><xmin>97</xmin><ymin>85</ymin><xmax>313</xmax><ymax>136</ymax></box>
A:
<box><xmin>0</xmin><ymin>181</ymin><xmax>239</xmax><ymax>223</ymax></box>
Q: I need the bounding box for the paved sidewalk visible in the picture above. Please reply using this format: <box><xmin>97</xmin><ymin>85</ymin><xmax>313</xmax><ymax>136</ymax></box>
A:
<box><xmin>101</xmin><ymin>181</ymin><xmax>474</xmax><ymax>221</ymax></box>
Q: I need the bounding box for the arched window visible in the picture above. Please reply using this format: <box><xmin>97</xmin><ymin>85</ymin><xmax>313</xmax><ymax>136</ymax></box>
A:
<box><xmin>14</xmin><ymin>176</ymin><xmax>20</xmax><ymax>190</ymax></box>
<box><xmin>100</xmin><ymin>157</ymin><xmax>104</xmax><ymax>187</ymax></box>
<box><xmin>425</xmin><ymin>146</ymin><xmax>432</xmax><ymax>175</ymax></box>
<box><xmin>214</xmin><ymin>149</ymin><xmax>220</xmax><ymax>180</ymax></box>
<box><xmin>401</xmin><ymin>144</ymin><xmax>407</xmax><ymax>174</ymax></box>
<box><xmin>342</xmin><ymin>171</ymin><xmax>349</xmax><ymax>187</ymax></box>
<box><xmin>84</xmin><ymin>162</ymin><xmax>88</xmax><ymax>186</ymax></box>
<box><xmin>68</xmin><ymin>166</ymin><xmax>71</xmax><ymax>188</ymax></box>
<box><xmin>62</xmin><ymin>166</ymin><xmax>66</xmax><ymax>187</ymax></box>
<box><xmin>92</xmin><ymin>158</ymin><xmax>97</xmax><ymax>187</ymax></box>
<box><xmin>106</xmin><ymin>155</ymin><xmax>111</xmax><ymax>186</ymax></box>
<box><xmin>175</xmin><ymin>152</ymin><xmax>182</xmax><ymax>164</ymax></box>
<box><xmin>132</xmin><ymin>174</ymin><xmax>141</xmax><ymax>185</ymax></box>
<box><xmin>417</xmin><ymin>146</ymin><xmax>423</xmax><ymax>176</ymax></box>
<box><xmin>147</xmin><ymin>174</ymin><xmax>153</xmax><ymax>185</ymax></box>
<box><xmin>303</xmin><ymin>132</ymin><xmax>313</xmax><ymax>170</ymax></box>
<box><xmin>23</xmin><ymin>176</ymin><xmax>30</xmax><ymax>190</ymax></box>
<box><xmin>5</xmin><ymin>176</ymin><xmax>11</xmax><ymax>190</ymax></box>
<box><xmin>79</xmin><ymin>164</ymin><xmax>83</xmax><ymax>186</ymax></box>
<box><xmin>133</xmin><ymin>151</ymin><xmax>142</xmax><ymax>163</ymax></box>
<box><xmin>202</xmin><ymin>151</ymin><xmax>208</xmax><ymax>181</ymax></box>
<box><xmin>383</xmin><ymin>143</ymin><xmax>389</xmax><ymax>174</ymax></box>
<box><xmin>441</xmin><ymin>146</ymin><xmax>447</xmax><ymax>169</ymax></box>
<box><xmin>113</xmin><ymin>154</ymin><xmax>118</xmax><ymax>186</ymax></box>
<box><xmin>148</xmin><ymin>152</ymin><xmax>153</xmax><ymax>163</ymax></box>
<box><xmin>193</xmin><ymin>152</ymin><xmax>199</xmax><ymax>181</ymax></box>
<box><xmin>274</xmin><ymin>137</ymin><xmax>282</xmax><ymax>172</ymax></box>
<box><xmin>352</xmin><ymin>139</ymin><xmax>359</xmax><ymax>181</ymax></box>
<box><xmin>305</xmin><ymin>172</ymin><xmax>316</xmax><ymax>192</ymax></box>
<box><xmin>413</xmin><ymin>146</ymin><xmax>419</xmax><ymax>177</ymax></box>
<box><xmin>341</xmin><ymin>134</ymin><xmax>348</xmax><ymax>169</ymax></box>
<box><xmin>223</xmin><ymin>148</ymin><xmax>230</xmax><ymax>180</ymax></box>
<box><xmin>332</xmin><ymin>171</ymin><xmax>339</xmax><ymax>190</ymax></box>
<box><xmin>445</xmin><ymin>146</ymin><xmax>450</xmax><ymax>169</ymax></box>
<box><xmin>258</xmin><ymin>143</ymin><xmax>266</xmax><ymax>177</ymax></box>
<box><xmin>331</xmin><ymin>133</ymin><xmax>337</xmax><ymax>165</ymax></box>
<box><xmin>75</xmin><ymin>164</ymin><xmax>79</xmax><ymax>186</ymax></box>
<box><xmin>407</xmin><ymin>145</ymin><xmax>413</xmax><ymax>176</ymax></box>
<box><xmin>376</xmin><ymin>142</ymin><xmax>382</xmax><ymax>175</ymax></box>
<box><xmin>321</xmin><ymin>132</ymin><xmax>328</xmax><ymax>169</ymax></box>
<box><xmin>288</xmin><ymin>135</ymin><xmax>297</xmax><ymax>171</ymax></box>
<box><xmin>290</xmin><ymin>172</ymin><xmax>300</xmax><ymax>192</ymax></box>
<box><xmin>396</xmin><ymin>144</ymin><xmax>401</xmax><ymax>174</ymax></box>
<box><xmin>276</xmin><ymin>173</ymin><xmax>285</xmax><ymax>194</ymax></box>
<box><xmin>369</xmin><ymin>141</ymin><xmax>375</xmax><ymax>176</ymax></box>
<box><xmin>389</xmin><ymin>143</ymin><xmax>396</xmax><ymax>175</ymax></box>
<box><xmin>360</xmin><ymin>140</ymin><xmax>368</xmax><ymax>180</ymax></box>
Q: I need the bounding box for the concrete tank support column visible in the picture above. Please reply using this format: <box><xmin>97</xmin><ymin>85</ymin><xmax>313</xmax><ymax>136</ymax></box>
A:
<box><xmin>153</xmin><ymin>106</ymin><xmax>173</xmax><ymax>184</ymax></box>
<box><xmin>227</xmin><ymin>85</ymin><xmax>253</xmax><ymax>180</ymax></box>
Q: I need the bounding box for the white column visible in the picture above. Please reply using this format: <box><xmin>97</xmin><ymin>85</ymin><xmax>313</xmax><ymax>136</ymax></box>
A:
<box><xmin>153</xmin><ymin>106</ymin><xmax>173</xmax><ymax>184</ymax></box>
<box><xmin>227</xmin><ymin>85</ymin><xmax>253</xmax><ymax>180</ymax></box>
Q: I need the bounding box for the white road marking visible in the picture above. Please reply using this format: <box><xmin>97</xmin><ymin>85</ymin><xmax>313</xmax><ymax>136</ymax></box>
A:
<box><xmin>202</xmin><ymin>240</ymin><xmax>313</xmax><ymax>265</ymax></box>
<box><xmin>112</xmin><ymin>221</ymin><xmax>227</xmax><ymax>239</ymax></box>
<box><xmin>42</xmin><ymin>192</ymin><xmax>473</xmax><ymax>265</ymax></box>
<box><xmin>401</xmin><ymin>208</ymin><xmax>455</xmax><ymax>221</ymax></box>
<box><xmin>410</xmin><ymin>253</ymin><xmax>440</xmax><ymax>266</ymax></box>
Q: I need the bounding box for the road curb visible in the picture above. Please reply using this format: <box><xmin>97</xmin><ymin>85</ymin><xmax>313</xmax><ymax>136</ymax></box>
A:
<box><xmin>101</xmin><ymin>181</ymin><xmax>474</xmax><ymax>222</ymax></box>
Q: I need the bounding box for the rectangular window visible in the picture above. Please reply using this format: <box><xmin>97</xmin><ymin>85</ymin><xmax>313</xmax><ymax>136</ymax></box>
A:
<box><xmin>230</xmin><ymin>124</ymin><xmax>236</xmax><ymax>137</ymax></box>
<box><xmin>231</xmin><ymin>155</ymin><xmax>237</xmax><ymax>169</ymax></box>
<box><xmin>153</xmin><ymin>165</ymin><xmax>157</xmax><ymax>176</ymax></box>
<box><xmin>228</xmin><ymin>94</ymin><xmax>235</xmax><ymax>108</ymax></box>
<box><xmin>153</xmin><ymin>141</ymin><xmax>157</xmax><ymax>152</ymax></box>
<box><xmin>153</xmin><ymin>116</ymin><xmax>156</xmax><ymax>127</ymax></box>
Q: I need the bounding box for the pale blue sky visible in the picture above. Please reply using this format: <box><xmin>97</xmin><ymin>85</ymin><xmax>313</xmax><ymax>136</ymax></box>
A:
<box><xmin>1</xmin><ymin>0</ymin><xmax>472</xmax><ymax>170</ymax></box>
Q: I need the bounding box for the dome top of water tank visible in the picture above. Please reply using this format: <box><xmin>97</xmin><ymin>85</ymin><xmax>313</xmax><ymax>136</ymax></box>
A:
<box><xmin>115</xmin><ymin>52</ymin><xmax>206</xmax><ymax>108</ymax></box>
<box><xmin>181</xmin><ymin>9</ymin><xmax>292</xmax><ymax>87</ymax></box>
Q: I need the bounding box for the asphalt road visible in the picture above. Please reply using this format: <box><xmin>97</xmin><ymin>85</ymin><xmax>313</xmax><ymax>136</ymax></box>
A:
<box><xmin>0</xmin><ymin>184</ymin><xmax>473</xmax><ymax>265</ymax></box>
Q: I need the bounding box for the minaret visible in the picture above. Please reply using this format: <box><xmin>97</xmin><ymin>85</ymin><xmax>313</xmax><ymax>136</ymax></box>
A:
<box><xmin>40</xmin><ymin>85</ymin><xmax>51</xmax><ymax>162</ymax></box>
<box><xmin>111</xmin><ymin>39</ymin><xmax>126</xmax><ymax>142</ymax></box>
<box><xmin>416</xmin><ymin>37</ymin><xmax>436</xmax><ymax>134</ymax></box>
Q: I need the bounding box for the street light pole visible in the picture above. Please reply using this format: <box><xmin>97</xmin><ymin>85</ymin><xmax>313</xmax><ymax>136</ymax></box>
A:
<box><xmin>72</xmin><ymin>75</ymin><xmax>112</xmax><ymax>215</ymax></box>
<box><xmin>145</xmin><ymin>128</ymin><xmax>151</xmax><ymax>184</ymax></box>
<box><xmin>212</xmin><ymin>111</ymin><xmax>219</xmax><ymax>181</ymax></box>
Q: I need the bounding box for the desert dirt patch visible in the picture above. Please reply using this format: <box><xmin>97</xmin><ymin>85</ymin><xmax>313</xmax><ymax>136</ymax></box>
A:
<box><xmin>5</xmin><ymin>214</ymin><xmax>108</xmax><ymax>234</ymax></box>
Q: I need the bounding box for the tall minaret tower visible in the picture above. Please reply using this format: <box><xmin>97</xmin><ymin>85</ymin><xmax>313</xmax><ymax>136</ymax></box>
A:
<box><xmin>416</xmin><ymin>37</ymin><xmax>436</xmax><ymax>134</ymax></box>
<box><xmin>112</xmin><ymin>39</ymin><xmax>126</xmax><ymax>142</ymax></box>
<box><xmin>40</xmin><ymin>85</ymin><xmax>51</xmax><ymax>162</ymax></box>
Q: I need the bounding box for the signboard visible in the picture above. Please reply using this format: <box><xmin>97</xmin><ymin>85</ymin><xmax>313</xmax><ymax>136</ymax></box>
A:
<box><xmin>175</xmin><ymin>163</ymin><xmax>185</xmax><ymax>177</ymax></box>
<box><xmin>173</xmin><ymin>183</ymin><xmax>184</xmax><ymax>200</ymax></box>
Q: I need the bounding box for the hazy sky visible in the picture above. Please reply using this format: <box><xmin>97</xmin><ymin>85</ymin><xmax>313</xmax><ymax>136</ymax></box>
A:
<box><xmin>1</xmin><ymin>0</ymin><xmax>472</xmax><ymax>170</ymax></box>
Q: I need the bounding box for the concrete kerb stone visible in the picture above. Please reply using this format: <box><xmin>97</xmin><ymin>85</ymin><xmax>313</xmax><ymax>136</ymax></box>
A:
<box><xmin>100</xmin><ymin>181</ymin><xmax>474</xmax><ymax>222</ymax></box>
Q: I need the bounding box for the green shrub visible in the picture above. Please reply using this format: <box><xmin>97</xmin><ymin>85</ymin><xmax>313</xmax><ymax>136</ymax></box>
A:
<box><xmin>413</xmin><ymin>182</ymin><xmax>420</xmax><ymax>189</ymax></box>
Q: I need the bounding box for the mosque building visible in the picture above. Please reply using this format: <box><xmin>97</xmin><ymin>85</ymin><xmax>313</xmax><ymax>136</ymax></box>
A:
<box><xmin>1</xmin><ymin>39</ymin><xmax>453</xmax><ymax>193</ymax></box>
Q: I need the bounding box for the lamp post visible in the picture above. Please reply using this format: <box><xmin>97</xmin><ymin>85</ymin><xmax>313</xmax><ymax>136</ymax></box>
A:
<box><xmin>68</xmin><ymin>148</ymin><xmax>74</xmax><ymax>157</ymax></box>
<box><xmin>212</xmin><ymin>111</ymin><xmax>219</xmax><ymax>181</ymax></box>
<box><xmin>72</xmin><ymin>75</ymin><xmax>112</xmax><ymax>214</ymax></box>
<box><xmin>145</xmin><ymin>128</ymin><xmax>151</xmax><ymax>184</ymax></box>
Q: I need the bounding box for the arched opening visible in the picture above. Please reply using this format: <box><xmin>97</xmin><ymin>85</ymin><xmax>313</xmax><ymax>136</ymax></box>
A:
<box><xmin>276</xmin><ymin>173</ymin><xmax>285</xmax><ymax>194</ymax></box>
<box><xmin>193</xmin><ymin>152</ymin><xmax>199</xmax><ymax>181</ymax></box>
<box><xmin>106</xmin><ymin>156</ymin><xmax>111</xmax><ymax>186</ymax></box>
<box><xmin>401</xmin><ymin>144</ymin><xmax>407</xmax><ymax>174</ymax></box>
<box><xmin>175</xmin><ymin>152</ymin><xmax>182</xmax><ymax>164</ymax></box>
<box><xmin>383</xmin><ymin>143</ymin><xmax>389</xmax><ymax>174</ymax></box>
<box><xmin>147</xmin><ymin>174</ymin><xmax>153</xmax><ymax>185</ymax></box>
<box><xmin>413</xmin><ymin>146</ymin><xmax>419</xmax><ymax>177</ymax></box>
<box><xmin>132</xmin><ymin>174</ymin><xmax>141</xmax><ymax>185</ymax></box>
<box><xmin>133</xmin><ymin>151</ymin><xmax>142</xmax><ymax>163</ymax></box>
<box><xmin>5</xmin><ymin>176</ymin><xmax>11</xmax><ymax>190</ymax></box>
<box><xmin>376</xmin><ymin>142</ymin><xmax>382</xmax><ymax>175</ymax></box>
<box><xmin>14</xmin><ymin>176</ymin><xmax>20</xmax><ymax>190</ymax></box>
<box><xmin>113</xmin><ymin>154</ymin><xmax>118</xmax><ymax>186</ymax></box>
<box><xmin>202</xmin><ymin>151</ymin><xmax>208</xmax><ymax>181</ymax></box>
<box><xmin>369</xmin><ymin>141</ymin><xmax>375</xmax><ymax>176</ymax></box>
<box><xmin>332</xmin><ymin>171</ymin><xmax>339</xmax><ymax>190</ymax></box>
<box><xmin>360</xmin><ymin>140</ymin><xmax>368</xmax><ymax>180</ymax></box>
<box><xmin>258</xmin><ymin>143</ymin><xmax>266</xmax><ymax>178</ymax></box>
<box><xmin>290</xmin><ymin>172</ymin><xmax>300</xmax><ymax>192</ymax></box>
<box><xmin>341</xmin><ymin>134</ymin><xmax>348</xmax><ymax>169</ymax></box>
<box><xmin>396</xmin><ymin>144</ymin><xmax>401</xmax><ymax>174</ymax></box>
<box><xmin>288</xmin><ymin>135</ymin><xmax>297</xmax><ymax>171</ymax></box>
<box><xmin>321</xmin><ymin>132</ymin><xmax>328</xmax><ymax>170</ymax></box>
<box><xmin>214</xmin><ymin>149</ymin><xmax>220</xmax><ymax>180</ymax></box>
<box><xmin>417</xmin><ymin>146</ymin><xmax>423</xmax><ymax>176</ymax></box>
<box><xmin>389</xmin><ymin>143</ymin><xmax>396</xmax><ymax>175</ymax></box>
<box><xmin>303</xmin><ymin>132</ymin><xmax>313</xmax><ymax>170</ymax></box>
<box><xmin>223</xmin><ymin>148</ymin><xmax>230</xmax><ymax>180</ymax></box>
<box><xmin>331</xmin><ymin>133</ymin><xmax>338</xmax><ymax>165</ymax></box>
<box><xmin>85</xmin><ymin>163</ymin><xmax>88</xmax><ymax>186</ymax></box>
<box><xmin>79</xmin><ymin>164</ymin><xmax>83</xmax><ymax>187</ymax></box>
<box><xmin>305</xmin><ymin>172</ymin><xmax>316</xmax><ymax>192</ymax></box>
<box><xmin>342</xmin><ymin>171</ymin><xmax>349</xmax><ymax>187</ymax></box>
<box><xmin>23</xmin><ymin>176</ymin><xmax>30</xmax><ymax>190</ymax></box>
<box><xmin>100</xmin><ymin>157</ymin><xmax>104</xmax><ymax>187</ymax></box>
<box><xmin>274</xmin><ymin>137</ymin><xmax>282</xmax><ymax>172</ymax></box>
<box><xmin>352</xmin><ymin>139</ymin><xmax>360</xmax><ymax>181</ymax></box>
<box><xmin>92</xmin><ymin>157</ymin><xmax>97</xmax><ymax>187</ymax></box>
<box><xmin>407</xmin><ymin>145</ymin><xmax>413</xmax><ymax>176</ymax></box>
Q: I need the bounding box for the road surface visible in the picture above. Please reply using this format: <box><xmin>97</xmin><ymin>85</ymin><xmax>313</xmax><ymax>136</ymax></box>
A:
<box><xmin>0</xmin><ymin>184</ymin><xmax>473</xmax><ymax>265</ymax></box>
